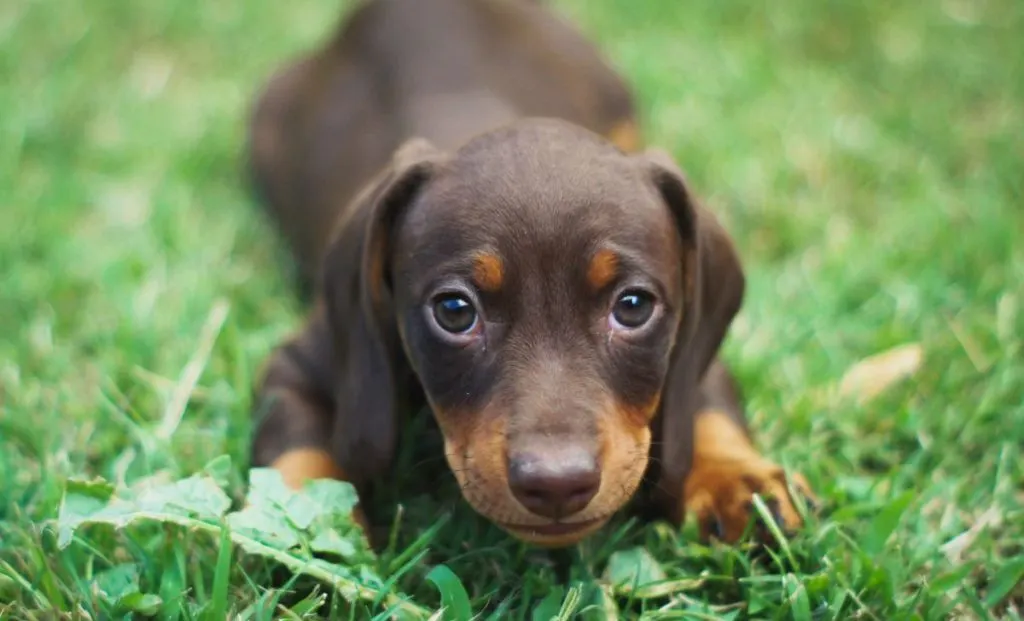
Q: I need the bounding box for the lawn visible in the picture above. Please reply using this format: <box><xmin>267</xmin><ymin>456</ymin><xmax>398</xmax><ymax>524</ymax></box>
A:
<box><xmin>1</xmin><ymin>0</ymin><xmax>1022</xmax><ymax>618</ymax></box>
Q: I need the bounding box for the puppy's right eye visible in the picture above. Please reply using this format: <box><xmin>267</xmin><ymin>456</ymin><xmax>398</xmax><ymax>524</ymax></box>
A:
<box><xmin>611</xmin><ymin>289</ymin><xmax>656</xmax><ymax>329</ymax></box>
<box><xmin>432</xmin><ymin>293</ymin><xmax>478</xmax><ymax>334</ymax></box>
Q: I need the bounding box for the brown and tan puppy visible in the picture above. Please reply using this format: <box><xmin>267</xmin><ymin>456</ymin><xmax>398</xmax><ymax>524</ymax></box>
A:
<box><xmin>246</xmin><ymin>0</ymin><xmax>813</xmax><ymax>547</ymax></box>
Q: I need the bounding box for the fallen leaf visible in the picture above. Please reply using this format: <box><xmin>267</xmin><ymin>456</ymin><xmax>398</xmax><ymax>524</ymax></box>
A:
<box><xmin>940</xmin><ymin>506</ymin><xmax>1003</xmax><ymax>564</ymax></box>
<box><xmin>838</xmin><ymin>343</ymin><xmax>923</xmax><ymax>404</ymax></box>
<box><xmin>603</xmin><ymin>547</ymin><xmax>668</xmax><ymax>597</ymax></box>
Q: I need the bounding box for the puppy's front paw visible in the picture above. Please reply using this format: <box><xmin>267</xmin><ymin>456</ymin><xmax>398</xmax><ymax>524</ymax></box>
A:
<box><xmin>683</xmin><ymin>456</ymin><xmax>815</xmax><ymax>544</ymax></box>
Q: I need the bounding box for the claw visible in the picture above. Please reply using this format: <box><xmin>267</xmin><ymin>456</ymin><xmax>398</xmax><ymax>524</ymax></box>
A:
<box><xmin>789</xmin><ymin>473</ymin><xmax>820</xmax><ymax>512</ymax></box>
<box><xmin>766</xmin><ymin>498</ymin><xmax>784</xmax><ymax>528</ymax></box>
<box><xmin>701</xmin><ymin>515</ymin><xmax>725</xmax><ymax>541</ymax></box>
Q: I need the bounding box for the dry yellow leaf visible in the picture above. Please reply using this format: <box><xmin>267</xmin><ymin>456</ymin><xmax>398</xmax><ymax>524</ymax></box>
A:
<box><xmin>838</xmin><ymin>343</ymin><xmax>924</xmax><ymax>404</ymax></box>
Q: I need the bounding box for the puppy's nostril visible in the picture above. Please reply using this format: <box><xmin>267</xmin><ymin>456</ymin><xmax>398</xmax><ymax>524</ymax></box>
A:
<box><xmin>508</xmin><ymin>452</ymin><xmax>601</xmax><ymax>520</ymax></box>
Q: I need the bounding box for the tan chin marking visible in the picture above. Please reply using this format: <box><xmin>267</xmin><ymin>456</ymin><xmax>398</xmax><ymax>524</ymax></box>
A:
<box><xmin>620</xmin><ymin>394</ymin><xmax>662</xmax><ymax>428</ymax></box>
<box><xmin>439</xmin><ymin>398</ymin><xmax>653</xmax><ymax>532</ymax></box>
<box><xmin>500</xmin><ymin>517</ymin><xmax>610</xmax><ymax>548</ymax></box>
<box><xmin>437</xmin><ymin>408</ymin><xmax>516</xmax><ymax>522</ymax></box>
<box><xmin>591</xmin><ymin>400</ymin><xmax>653</xmax><ymax>516</ymax></box>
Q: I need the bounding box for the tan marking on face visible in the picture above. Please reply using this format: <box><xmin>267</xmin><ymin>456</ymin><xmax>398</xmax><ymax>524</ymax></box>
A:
<box><xmin>587</xmin><ymin>249</ymin><xmax>619</xmax><ymax>291</ymax></box>
<box><xmin>435</xmin><ymin>406</ymin><xmax>510</xmax><ymax>520</ymax></box>
<box><xmin>472</xmin><ymin>252</ymin><xmax>504</xmax><ymax>292</ymax></box>
<box><xmin>598</xmin><ymin>400</ymin><xmax>652</xmax><ymax>502</ymax></box>
<box><xmin>434</xmin><ymin>397</ymin><xmax>650</xmax><ymax>548</ymax></box>
<box><xmin>500</xmin><ymin>518</ymin><xmax>610</xmax><ymax>548</ymax></box>
<box><xmin>619</xmin><ymin>393</ymin><xmax>663</xmax><ymax>429</ymax></box>
<box><xmin>606</xmin><ymin>118</ymin><xmax>642</xmax><ymax>153</ymax></box>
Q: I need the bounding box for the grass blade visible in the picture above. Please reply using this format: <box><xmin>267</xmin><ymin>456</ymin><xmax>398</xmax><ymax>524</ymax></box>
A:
<box><xmin>207</xmin><ymin>521</ymin><xmax>233</xmax><ymax>620</ymax></box>
<box><xmin>426</xmin><ymin>565</ymin><xmax>472</xmax><ymax>621</ymax></box>
<box><xmin>984</xmin><ymin>556</ymin><xmax>1024</xmax><ymax>609</ymax></box>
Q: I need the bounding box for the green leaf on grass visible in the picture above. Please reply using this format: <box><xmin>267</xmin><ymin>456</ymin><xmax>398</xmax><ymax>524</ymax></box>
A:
<box><xmin>578</xmin><ymin>584</ymin><xmax>619</xmax><ymax>621</ymax></box>
<box><xmin>203</xmin><ymin>454</ymin><xmax>233</xmax><ymax>488</ymax></box>
<box><xmin>225</xmin><ymin>505</ymin><xmax>302</xmax><ymax>550</ymax></box>
<box><xmin>244</xmin><ymin>468</ymin><xmax>320</xmax><ymax>530</ymax></box>
<box><xmin>94</xmin><ymin>563</ymin><xmax>140</xmax><ymax>602</ymax></box>
<box><xmin>531</xmin><ymin>585</ymin><xmax>564</xmax><ymax>621</ymax></box>
<box><xmin>785</xmin><ymin>574</ymin><xmax>812</xmax><ymax>621</ymax></box>
<box><xmin>603</xmin><ymin>547</ymin><xmax>667</xmax><ymax>596</ymax></box>
<box><xmin>56</xmin><ymin>477</ymin><xmax>116</xmax><ymax>547</ymax></box>
<box><xmin>135</xmin><ymin>474</ymin><xmax>232</xmax><ymax>519</ymax></box>
<box><xmin>984</xmin><ymin>556</ymin><xmax>1024</xmax><ymax>608</ymax></box>
<box><xmin>862</xmin><ymin>491</ymin><xmax>914</xmax><ymax>556</ymax></box>
<box><xmin>304</xmin><ymin>478</ymin><xmax>359</xmax><ymax>516</ymax></box>
<box><xmin>310</xmin><ymin>528</ymin><xmax>358</xmax><ymax>560</ymax></box>
<box><xmin>426</xmin><ymin>565</ymin><xmax>472</xmax><ymax>621</ymax></box>
<box><xmin>929</xmin><ymin>562</ymin><xmax>976</xmax><ymax>595</ymax></box>
<box><xmin>226</xmin><ymin>469</ymin><xmax>370</xmax><ymax>561</ymax></box>
<box><xmin>92</xmin><ymin>563</ymin><xmax>163</xmax><ymax>615</ymax></box>
<box><xmin>52</xmin><ymin>465</ymin><xmax>429</xmax><ymax>619</ymax></box>
<box><xmin>119</xmin><ymin>592</ymin><xmax>163</xmax><ymax>615</ymax></box>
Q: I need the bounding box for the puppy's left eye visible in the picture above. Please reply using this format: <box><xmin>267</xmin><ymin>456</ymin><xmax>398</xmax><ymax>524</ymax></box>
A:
<box><xmin>432</xmin><ymin>293</ymin><xmax>478</xmax><ymax>334</ymax></box>
<box><xmin>611</xmin><ymin>290</ymin><xmax>656</xmax><ymax>329</ymax></box>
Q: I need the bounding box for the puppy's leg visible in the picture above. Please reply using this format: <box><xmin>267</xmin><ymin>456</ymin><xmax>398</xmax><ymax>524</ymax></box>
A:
<box><xmin>251</xmin><ymin>310</ymin><xmax>370</xmax><ymax>532</ymax></box>
<box><xmin>681</xmin><ymin>361</ymin><xmax>815</xmax><ymax>542</ymax></box>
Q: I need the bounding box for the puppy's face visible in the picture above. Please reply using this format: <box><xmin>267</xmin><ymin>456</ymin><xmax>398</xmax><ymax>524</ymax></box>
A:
<box><xmin>387</xmin><ymin>124</ymin><xmax>688</xmax><ymax>546</ymax></box>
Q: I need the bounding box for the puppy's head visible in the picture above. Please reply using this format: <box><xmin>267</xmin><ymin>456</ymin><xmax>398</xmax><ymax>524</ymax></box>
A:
<box><xmin>323</xmin><ymin>119</ymin><xmax>743</xmax><ymax>546</ymax></box>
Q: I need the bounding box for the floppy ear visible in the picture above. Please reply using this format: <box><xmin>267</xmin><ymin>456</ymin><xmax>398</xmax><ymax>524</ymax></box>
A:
<box><xmin>639</xmin><ymin>148</ymin><xmax>747</xmax><ymax>511</ymax></box>
<box><xmin>319</xmin><ymin>138</ymin><xmax>447</xmax><ymax>487</ymax></box>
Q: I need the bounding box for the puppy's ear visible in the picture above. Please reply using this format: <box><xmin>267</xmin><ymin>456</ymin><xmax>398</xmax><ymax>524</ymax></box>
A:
<box><xmin>639</xmin><ymin>148</ymin><xmax>746</xmax><ymax>514</ymax></box>
<box><xmin>320</xmin><ymin>138</ymin><xmax>447</xmax><ymax>486</ymax></box>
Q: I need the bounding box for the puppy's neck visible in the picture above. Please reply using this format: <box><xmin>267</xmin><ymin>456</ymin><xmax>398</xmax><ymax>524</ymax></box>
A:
<box><xmin>401</xmin><ymin>90</ymin><xmax>519</xmax><ymax>151</ymax></box>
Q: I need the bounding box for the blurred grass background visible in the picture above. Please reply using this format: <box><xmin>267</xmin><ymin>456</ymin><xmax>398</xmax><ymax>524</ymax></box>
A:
<box><xmin>1</xmin><ymin>0</ymin><xmax>1022</xmax><ymax>618</ymax></box>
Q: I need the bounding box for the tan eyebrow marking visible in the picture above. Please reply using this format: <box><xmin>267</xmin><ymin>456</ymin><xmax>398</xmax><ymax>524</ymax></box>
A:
<box><xmin>472</xmin><ymin>252</ymin><xmax>504</xmax><ymax>292</ymax></box>
<box><xmin>587</xmin><ymin>249</ymin><xmax>619</xmax><ymax>291</ymax></box>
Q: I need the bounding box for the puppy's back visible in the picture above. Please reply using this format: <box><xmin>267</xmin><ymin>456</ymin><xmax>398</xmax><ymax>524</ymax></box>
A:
<box><xmin>248</xmin><ymin>0</ymin><xmax>639</xmax><ymax>293</ymax></box>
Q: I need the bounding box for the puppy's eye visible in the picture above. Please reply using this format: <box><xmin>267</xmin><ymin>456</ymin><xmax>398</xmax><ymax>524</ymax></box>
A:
<box><xmin>611</xmin><ymin>290</ymin><xmax>656</xmax><ymax>329</ymax></box>
<box><xmin>432</xmin><ymin>293</ymin><xmax>478</xmax><ymax>334</ymax></box>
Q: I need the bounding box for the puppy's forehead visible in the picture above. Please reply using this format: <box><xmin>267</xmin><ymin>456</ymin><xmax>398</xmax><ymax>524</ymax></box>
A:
<box><xmin>399</xmin><ymin>121</ymin><xmax>675</xmax><ymax>261</ymax></box>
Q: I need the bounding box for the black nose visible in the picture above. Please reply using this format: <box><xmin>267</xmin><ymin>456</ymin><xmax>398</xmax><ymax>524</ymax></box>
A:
<box><xmin>508</xmin><ymin>448</ymin><xmax>601</xmax><ymax>519</ymax></box>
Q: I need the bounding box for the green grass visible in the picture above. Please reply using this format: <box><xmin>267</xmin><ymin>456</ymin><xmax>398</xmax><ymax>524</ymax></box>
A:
<box><xmin>1</xmin><ymin>0</ymin><xmax>1022</xmax><ymax>618</ymax></box>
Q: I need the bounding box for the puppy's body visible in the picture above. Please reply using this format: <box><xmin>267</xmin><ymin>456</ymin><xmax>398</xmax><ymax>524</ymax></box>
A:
<box><xmin>248</xmin><ymin>0</ymin><xmax>811</xmax><ymax>547</ymax></box>
<box><xmin>249</xmin><ymin>0</ymin><xmax>638</xmax><ymax>293</ymax></box>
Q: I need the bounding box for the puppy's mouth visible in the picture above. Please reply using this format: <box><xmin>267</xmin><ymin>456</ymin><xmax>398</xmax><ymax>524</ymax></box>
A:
<box><xmin>498</xmin><ymin>516</ymin><xmax>608</xmax><ymax>546</ymax></box>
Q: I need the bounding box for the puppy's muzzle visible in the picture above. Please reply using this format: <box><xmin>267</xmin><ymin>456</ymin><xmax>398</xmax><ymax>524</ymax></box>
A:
<box><xmin>507</xmin><ymin>444</ymin><xmax>601</xmax><ymax>519</ymax></box>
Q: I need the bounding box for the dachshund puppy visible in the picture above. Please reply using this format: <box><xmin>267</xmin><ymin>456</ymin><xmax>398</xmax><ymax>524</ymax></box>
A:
<box><xmin>246</xmin><ymin>0</ymin><xmax>812</xmax><ymax>547</ymax></box>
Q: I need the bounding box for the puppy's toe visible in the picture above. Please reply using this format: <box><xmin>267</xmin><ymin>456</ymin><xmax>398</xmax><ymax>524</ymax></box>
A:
<box><xmin>684</xmin><ymin>459</ymin><xmax>813</xmax><ymax>544</ymax></box>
